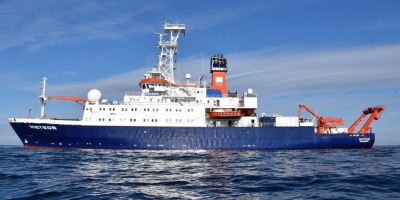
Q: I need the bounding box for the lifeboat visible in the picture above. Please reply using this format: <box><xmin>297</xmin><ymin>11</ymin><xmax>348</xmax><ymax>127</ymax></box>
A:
<box><xmin>207</xmin><ymin>110</ymin><xmax>243</xmax><ymax>118</ymax></box>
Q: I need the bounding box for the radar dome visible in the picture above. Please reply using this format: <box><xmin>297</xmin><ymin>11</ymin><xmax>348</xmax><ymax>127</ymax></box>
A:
<box><xmin>87</xmin><ymin>89</ymin><xmax>102</xmax><ymax>102</ymax></box>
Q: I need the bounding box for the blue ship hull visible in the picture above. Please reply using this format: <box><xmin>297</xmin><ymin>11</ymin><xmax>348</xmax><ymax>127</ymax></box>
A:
<box><xmin>10</xmin><ymin>122</ymin><xmax>374</xmax><ymax>150</ymax></box>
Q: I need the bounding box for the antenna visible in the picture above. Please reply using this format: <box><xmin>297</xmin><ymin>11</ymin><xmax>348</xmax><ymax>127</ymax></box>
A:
<box><xmin>39</xmin><ymin>76</ymin><xmax>47</xmax><ymax>119</ymax></box>
<box><xmin>199</xmin><ymin>74</ymin><xmax>204</xmax><ymax>84</ymax></box>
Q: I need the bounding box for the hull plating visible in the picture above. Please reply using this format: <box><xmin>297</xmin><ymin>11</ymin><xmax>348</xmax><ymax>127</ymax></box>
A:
<box><xmin>10</xmin><ymin>122</ymin><xmax>374</xmax><ymax>150</ymax></box>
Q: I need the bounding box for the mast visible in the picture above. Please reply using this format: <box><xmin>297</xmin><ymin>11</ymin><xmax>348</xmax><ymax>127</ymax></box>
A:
<box><xmin>156</xmin><ymin>22</ymin><xmax>186</xmax><ymax>83</ymax></box>
<box><xmin>39</xmin><ymin>76</ymin><xmax>47</xmax><ymax>119</ymax></box>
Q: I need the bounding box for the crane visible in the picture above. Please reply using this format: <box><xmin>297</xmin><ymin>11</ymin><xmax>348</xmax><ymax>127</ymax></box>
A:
<box><xmin>298</xmin><ymin>104</ymin><xmax>344</xmax><ymax>134</ymax></box>
<box><xmin>348</xmin><ymin>105</ymin><xmax>385</xmax><ymax>134</ymax></box>
<box><xmin>48</xmin><ymin>96</ymin><xmax>88</xmax><ymax>109</ymax></box>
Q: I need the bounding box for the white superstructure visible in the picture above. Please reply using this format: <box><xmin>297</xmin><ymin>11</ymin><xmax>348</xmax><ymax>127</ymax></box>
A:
<box><xmin>81</xmin><ymin>77</ymin><xmax>259</xmax><ymax>127</ymax></box>
<box><xmin>77</xmin><ymin>22</ymin><xmax>259</xmax><ymax>127</ymax></box>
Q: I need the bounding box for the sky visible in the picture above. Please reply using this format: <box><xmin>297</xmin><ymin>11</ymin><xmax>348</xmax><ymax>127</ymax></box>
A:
<box><xmin>1</xmin><ymin>0</ymin><xmax>400</xmax><ymax>145</ymax></box>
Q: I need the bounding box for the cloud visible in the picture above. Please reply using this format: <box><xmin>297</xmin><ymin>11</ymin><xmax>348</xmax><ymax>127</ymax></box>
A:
<box><xmin>0</xmin><ymin>0</ymin><xmax>279</xmax><ymax>51</ymax></box>
<box><xmin>45</xmin><ymin>69</ymin><xmax>145</xmax><ymax>99</ymax></box>
<box><xmin>0</xmin><ymin>0</ymin><xmax>168</xmax><ymax>51</ymax></box>
<box><xmin>29</xmin><ymin>43</ymin><xmax>398</xmax><ymax>111</ymax></box>
<box><xmin>225</xmin><ymin>44</ymin><xmax>400</xmax><ymax>95</ymax></box>
<box><xmin>4</xmin><ymin>43</ymin><xmax>399</xmax><ymax>103</ymax></box>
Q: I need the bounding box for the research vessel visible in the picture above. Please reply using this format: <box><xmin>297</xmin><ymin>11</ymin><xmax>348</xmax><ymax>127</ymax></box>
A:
<box><xmin>8</xmin><ymin>22</ymin><xmax>385</xmax><ymax>150</ymax></box>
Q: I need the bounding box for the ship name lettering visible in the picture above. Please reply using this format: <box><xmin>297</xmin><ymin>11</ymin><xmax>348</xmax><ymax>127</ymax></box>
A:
<box><xmin>359</xmin><ymin>137</ymin><xmax>370</xmax><ymax>143</ymax></box>
<box><xmin>29</xmin><ymin>125</ymin><xmax>57</xmax><ymax>130</ymax></box>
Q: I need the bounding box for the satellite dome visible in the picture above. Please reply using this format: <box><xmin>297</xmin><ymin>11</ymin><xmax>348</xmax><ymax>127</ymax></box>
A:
<box><xmin>87</xmin><ymin>89</ymin><xmax>102</xmax><ymax>102</ymax></box>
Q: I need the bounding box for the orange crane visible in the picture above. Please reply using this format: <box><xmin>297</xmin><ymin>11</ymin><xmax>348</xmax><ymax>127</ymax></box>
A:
<box><xmin>348</xmin><ymin>105</ymin><xmax>385</xmax><ymax>134</ymax></box>
<box><xmin>298</xmin><ymin>104</ymin><xmax>344</xmax><ymax>134</ymax></box>
<box><xmin>48</xmin><ymin>96</ymin><xmax>88</xmax><ymax>109</ymax></box>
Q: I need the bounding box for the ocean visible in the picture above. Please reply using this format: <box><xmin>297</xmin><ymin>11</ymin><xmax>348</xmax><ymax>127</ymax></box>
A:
<box><xmin>0</xmin><ymin>146</ymin><xmax>399</xmax><ymax>199</ymax></box>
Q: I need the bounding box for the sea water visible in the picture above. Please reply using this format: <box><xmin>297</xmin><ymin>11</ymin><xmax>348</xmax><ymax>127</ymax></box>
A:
<box><xmin>0</xmin><ymin>146</ymin><xmax>399</xmax><ymax>199</ymax></box>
